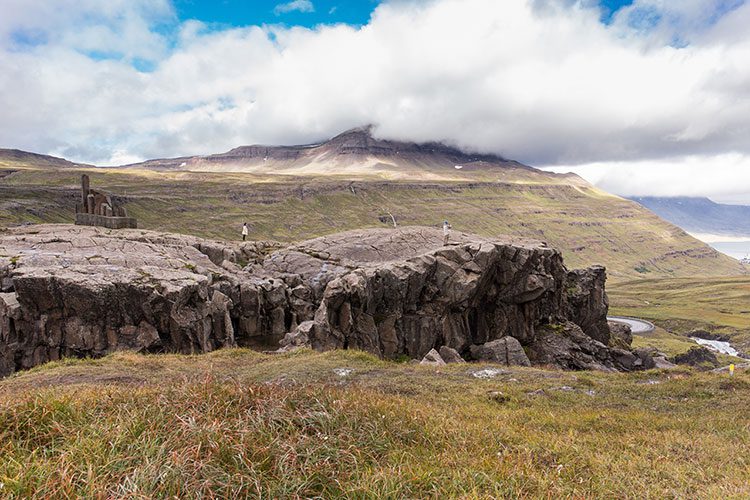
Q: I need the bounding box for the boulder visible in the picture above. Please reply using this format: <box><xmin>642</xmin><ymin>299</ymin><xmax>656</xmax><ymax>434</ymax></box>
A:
<box><xmin>634</xmin><ymin>348</ymin><xmax>657</xmax><ymax>370</ymax></box>
<box><xmin>439</xmin><ymin>345</ymin><xmax>466</xmax><ymax>364</ymax></box>
<box><xmin>470</xmin><ymin>337</ymin><xmax>531</xmax><ymax>366</ymax></box>
<box><xmin>653</xmin><ymin>356</ymin><xmax>678</xmax><ymax>369</ymax></box>
<box><xmin>420</xmin><ymin>348</ymin><xmax>446</xmax><ymax>366</ymax></box>
<box><xmin>671</xmin><ymin>347</ymin><xmax>720</xmax><ymax>369</ymax></box>
<box><xmin>608</xmin><ymin>321</ymin><xmax>633</xmax><ymax>349</ymax></box>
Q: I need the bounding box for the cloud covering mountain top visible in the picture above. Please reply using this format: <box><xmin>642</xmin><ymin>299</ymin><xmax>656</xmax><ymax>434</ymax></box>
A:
<box><xmin>1</xmin><ymin>0</ymin><xmax>749</xmax><ymax>200</ymax></box>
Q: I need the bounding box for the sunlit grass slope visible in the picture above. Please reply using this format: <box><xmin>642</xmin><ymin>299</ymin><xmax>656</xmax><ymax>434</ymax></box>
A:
<box><xmin>609</xmin><ymin>277</ymin><xmax>750</xmax><ymax>352</ymax></box>
<box><xmin>1</xmin><ymin>166</ymin><xmax>744</xmax><ymax>279</ymax></box>
<box><xmin>0</xmin><ymin>348</ymin><xmax>748</xmax><ymax>498</ymax></box>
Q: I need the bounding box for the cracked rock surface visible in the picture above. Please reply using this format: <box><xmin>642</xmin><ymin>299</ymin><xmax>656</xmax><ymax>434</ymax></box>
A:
<box><xmin>0</xmin><ymin>225</ymin><xmax>284</xmax><ymax>376</ymax></box>
<box><xmin>1</xmin><ymin>224</ymin><xmax>632</xmax><ymax>376</ymax></box>
<box><xmin>273</xmin><ymin>228</ymin><xmax>623</xmax><ymax>367</ymax></box>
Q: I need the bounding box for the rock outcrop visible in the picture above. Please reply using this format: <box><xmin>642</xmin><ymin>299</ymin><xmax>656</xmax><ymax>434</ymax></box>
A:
<box><xmin>0</xmin><ymin>225</ymin><xmax>285</xmax><ymax>376</ymax></box>
<box><xmin>564</xmin><ymin>267</ymin><xmax>610</xmax><ymax>345</ymax></box>
<box><xmin>608</xmin><ymin>320</ymin><xmax>633</xmax><ymax>349</ymax></box>
<box><xmin>671</xmin><ymin>346</ymin><xmax>720</xmax><ymax>369</ymax></box>
<box><xmin>526</xmin><ymin>322</ymin><xmax>637</xmax><ymax>371</ymax></box>
<box><xmin>688</xmin><ymin>329</ymin><xmax>730</xmax><ymax>342</ymax></box>
<box><xmin>1</xmin><ymin>224</ymin><xmax>639</xmax><ymax>376</ymax></box>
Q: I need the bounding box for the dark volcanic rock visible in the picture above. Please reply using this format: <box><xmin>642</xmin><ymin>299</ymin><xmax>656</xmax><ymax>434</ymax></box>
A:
<box><xmin>608</xmin><ymin>320</ymin><xmax>633</xmax><ymax>348</ymax></box>
<box><xmin>526</xmin><ymin>322</ymin><xmax>636</xmax><ymax>371</ymax></box>
<box><xmin>688</xmin><ymin>329</ymin><xmax>729</xmax><ymax>342</ymax></box>
<box><xmin>439</xmin><ymin>345</ymin><xmax>466</xmax><ymax>364</ymax></box>
<box><xmin>565</xmin><ymin>267</ymin><xmax>610</xmax><ymax>345</ymax></box>
<box><xmin>1</xmin><ymin>224</ymin><xmax>634</xmax><ymax>376</ymax></box>
<box><xmin>470</xmin><ymin>337</ymin><xmax>531</xmax><ymax>366</ymax></box>
<box><xmin>274</xmin><ymin>228</ymin><xmax>592</xmax><ymax>360</ymax></box>
<box><xmin>671</xmin><ymin>346</ymin><xmax>720</xmax><ymax>369</ymax></box>
<box><xmin>271</xmin><ymin>227</ymin><xmax>628</xmax><ymax>369</ymax></box>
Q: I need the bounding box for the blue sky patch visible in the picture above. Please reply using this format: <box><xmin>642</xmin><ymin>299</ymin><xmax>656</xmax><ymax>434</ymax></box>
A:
<box><xmin>10</xmin><ymin>28</ymin><xmax>48</xmax><ymax>49</ymax></box>
<box><xmin>173</xmin><ymin>0</ymin><xmax>382</xmax><ymax>29</ymax></box>
<box><xmin>598</xmin><ymin>0</ymin><xmax>635</xmax><ymax>23</ymax></box>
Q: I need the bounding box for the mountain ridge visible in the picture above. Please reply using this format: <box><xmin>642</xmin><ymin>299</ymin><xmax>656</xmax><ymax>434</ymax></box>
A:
<box><xmin>630</xmin><ymin>196</ymin><xmax>750</xmax><ymax>237</ymax></box>
<box><xmin>0</xmin><ymin>148</ymin><xmax>90</xmax><ymax>169</ymax></box>
<box><xmin>119</xmin><ymin>127</ymin><xmax>543</xmax><ymax>179</ymax></box>
<box><xmin>0</xmin><ymin>127</ymin><xmax>584</xmax><ymax>184</ymax></box>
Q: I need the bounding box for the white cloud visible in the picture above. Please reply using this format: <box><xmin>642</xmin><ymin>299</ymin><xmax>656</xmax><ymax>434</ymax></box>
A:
<box><xmin>0</xmin><ymin>0</ymin><xmax>748</xmax><ymax>203</ymax></box>
<box><xmin>0</xmin><ymin>0</ymin><xmax>174</xmax><ymax>60</ymax></box>
<box><xmin>273</xmin><ymin>0</ymin><xmax>315</xmax><ymax>16</ymax></box>
<box><xmin>543</xmin><ymin>153</ymin><xmax>750</xmax><ymax>204</ymax></box>
<box><xmin>609</xmin><ymin>0</ymin><xmax>747</xmax><ymax>46</ymax></box>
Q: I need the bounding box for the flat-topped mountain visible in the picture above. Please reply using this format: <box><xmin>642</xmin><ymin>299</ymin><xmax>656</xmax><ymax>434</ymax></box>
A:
<box><xmin>124</xmin><ymin>127</ymin><xmax>570</xmax><ymax>181</ymax></box>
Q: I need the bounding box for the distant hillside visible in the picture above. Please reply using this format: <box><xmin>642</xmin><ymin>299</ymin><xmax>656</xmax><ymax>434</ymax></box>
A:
<box><xmin>0</xmin><ymin>148</ymin><xmax>88</xmax><ymax>169</ymax></box>
<box><xmin>630</xmin><ymin>196</ymin><xmax>750</xmax><ymax>237</ymax></box>
<box><xmin>0</xmin><ymin>129</ymin><xmax>746</xmax><ymax>279</ymax></box>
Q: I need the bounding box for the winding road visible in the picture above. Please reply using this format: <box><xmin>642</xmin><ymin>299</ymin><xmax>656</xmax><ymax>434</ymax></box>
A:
<box><xmin>607</xmin><ymin>316</ymin><xmax>655</xmax><ymax>334</ymax></box>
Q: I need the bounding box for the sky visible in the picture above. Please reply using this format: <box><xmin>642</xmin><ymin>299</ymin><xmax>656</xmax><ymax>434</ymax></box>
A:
<box><xmin>1</xmin><ymin>0</ymin><xmax>749</xmax><ymax>202</ymax></box>
<box><xmin>172</xmin><ymin>0</ymin><xmax>381</xmax><ymax>29</ymax></box>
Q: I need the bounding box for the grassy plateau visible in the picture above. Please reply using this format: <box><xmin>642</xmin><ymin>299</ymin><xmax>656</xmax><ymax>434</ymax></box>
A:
<box><xmin>0</xmin><ymin>162</ymin><xmax>744</xmax><ymax>279</ymax></box>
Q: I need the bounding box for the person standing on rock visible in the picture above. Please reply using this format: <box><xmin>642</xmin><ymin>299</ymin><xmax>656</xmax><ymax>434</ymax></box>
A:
<box><xmin>443</xmin><ymin>220</ymin><xmax>452</xmax><ymax>245</ymax></box>
<box><xmin>241</xmin><ymin>222</ymin><xmax>249</xmax><ymax>241</ymax></box>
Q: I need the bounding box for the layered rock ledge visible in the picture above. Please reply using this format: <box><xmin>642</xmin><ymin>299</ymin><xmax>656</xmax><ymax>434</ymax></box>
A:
<box><xmin>1</xmin><ymin>224</ymin><xmax>642</xmax><ymax>376</ymax></box>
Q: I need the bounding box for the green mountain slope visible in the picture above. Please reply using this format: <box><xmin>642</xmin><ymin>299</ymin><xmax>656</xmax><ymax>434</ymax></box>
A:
<box><xmin>0</xmin><ymin>130</ymin><xmax>745</xmax><ymax>279</ymax></box>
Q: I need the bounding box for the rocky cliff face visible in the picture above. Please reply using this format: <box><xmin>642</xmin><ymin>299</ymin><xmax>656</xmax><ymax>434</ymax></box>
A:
<box><xmin>1</xmin><ymin>224</ymin><xmax>636</xmax><ymax>377</ymax></box>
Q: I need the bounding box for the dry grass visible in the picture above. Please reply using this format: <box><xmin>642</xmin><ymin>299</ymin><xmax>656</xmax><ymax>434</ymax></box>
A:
<box><xmin>1</xmin><ymin>349</ymin><xmax>749</xmax><ymax>498</ymax></box>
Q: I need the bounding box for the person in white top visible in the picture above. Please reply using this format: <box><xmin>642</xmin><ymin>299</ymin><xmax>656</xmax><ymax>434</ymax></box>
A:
<box><xmin>442</xmin><ymin>220</ymin><xmax>452</xmax><ymax>246</ymax></box>
<box><xmin>241</xmin><ymin>223</ymin><xmax>249</xmax><ymax>241</ymax></box>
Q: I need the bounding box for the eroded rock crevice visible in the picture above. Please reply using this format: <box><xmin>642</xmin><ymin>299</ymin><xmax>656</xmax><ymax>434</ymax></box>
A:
<box><xmin>1</xmin><ymin>224</ymin><xmax>639</xmax><ymax>377</ymax></box>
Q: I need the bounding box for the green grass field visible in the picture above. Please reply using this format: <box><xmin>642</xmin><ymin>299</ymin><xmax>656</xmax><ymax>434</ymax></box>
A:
<box><xmin>1</xmin><ymin>349</ymin><xmax>749</xmax><ymax>498</ymax></box>
<box><xmin>609</xmin><ymin>277</ymin><xmax>750</xmax><ymax>354</ymax></box>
